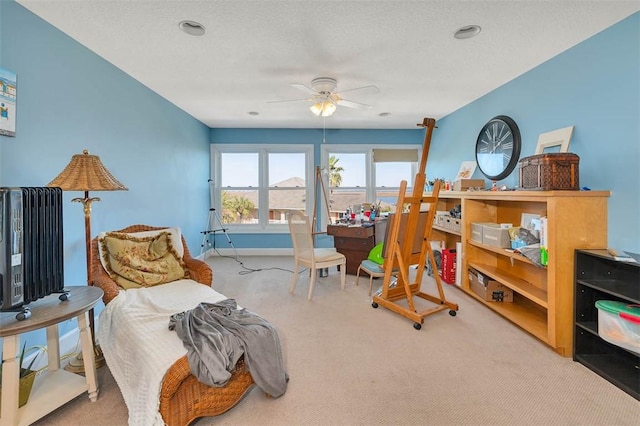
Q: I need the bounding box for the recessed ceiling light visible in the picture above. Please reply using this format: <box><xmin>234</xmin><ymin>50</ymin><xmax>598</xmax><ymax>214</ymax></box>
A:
<box><xmin>248</xmin><ymin>111</ymin><xmax>259</xmax><ymax>116</ymax></box>
<box><xmin>179</xmin><ymin>20</ymin><xmax>206</xmax><ymax>36</ymax></box>
<box><xmin>379</xmin><ymin>112</ymin><xmax>391</xmax><ymax>117</ymax></box>
<box><xmin>454</xmin><ymin>25</ymin><xmax>481</xmax><ymax>40</ymax></box>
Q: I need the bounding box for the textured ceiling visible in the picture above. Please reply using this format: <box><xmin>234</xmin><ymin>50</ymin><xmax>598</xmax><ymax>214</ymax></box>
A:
<box><xmin>16</xmin><ymin>1</ymin><xmax>640</xmax><ymax>129</ymax></box>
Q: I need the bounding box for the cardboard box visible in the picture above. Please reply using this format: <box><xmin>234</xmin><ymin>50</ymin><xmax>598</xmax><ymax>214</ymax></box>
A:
<box><xmin>471</xmin><ymin>222</ymin><xmax>492</xmax><ymax>243</ymax></box>
<box><xmin>482</xmin><ymin>224</ymin><xmax>511</xmax><ymax>248</ymax></box>
<box><xmin>453</xmin><ymin>179</ymin><xmax>485</xmax><ymax>191</ymax></box>
<box><xmin>469</xmin><ymin>268</ymin><xmax>514</xmax><ymax>302</ymax></box>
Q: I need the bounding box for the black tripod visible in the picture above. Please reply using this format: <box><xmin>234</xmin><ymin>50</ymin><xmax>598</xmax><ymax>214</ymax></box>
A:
<box><xmin>200</xmin><ymin>208</ymin><xmax>240</xmax><ymax>261</ymax></box>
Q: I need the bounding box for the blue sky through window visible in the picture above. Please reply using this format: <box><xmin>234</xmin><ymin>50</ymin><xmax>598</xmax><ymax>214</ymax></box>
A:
<box><xmin>221</xmin><ymin>153</ymin><xmax>411</xmax><ymax>188</ymax></box>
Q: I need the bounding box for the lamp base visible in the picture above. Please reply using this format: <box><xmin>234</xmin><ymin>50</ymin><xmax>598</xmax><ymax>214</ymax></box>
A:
<box><xmin>64</xmin><ymin>344</ymin><xmax>106</xmax><ymax>374</ymax></box>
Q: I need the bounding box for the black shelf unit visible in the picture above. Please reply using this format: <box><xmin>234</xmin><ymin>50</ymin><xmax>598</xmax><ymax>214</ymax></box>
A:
<box><xmin>574</xmin><ymin>249</ymin><xmax>640</xmax><ymax>400</ymax></box>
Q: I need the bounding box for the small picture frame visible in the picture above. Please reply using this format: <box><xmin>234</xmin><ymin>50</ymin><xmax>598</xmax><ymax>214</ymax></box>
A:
<box><xmin>534</xmin><ymin>126</ymin><xmax>574</xmax><ymax>155</ymax></box>
<box><xmin>0</xmin><ymin>67</ymin><xmax>17</xmax><ymax>137</ymax></box>
<box><xmin>455</xmin><ymin>161</ymin><xmax>477</xmax><ymax>180</ymax></box>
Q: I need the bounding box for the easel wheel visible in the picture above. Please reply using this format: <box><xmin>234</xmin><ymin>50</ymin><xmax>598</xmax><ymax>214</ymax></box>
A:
<box><xmin>449</xmin><ymin>310</ymin><xmax>457</xmax><ymax>316</ymax></box>
<box><xmin>413</xmin><ymin>323</ymin><xmax>422</xmax><ymax>330</ymax></box>
<box><xmin>371</xmin><ymin>302</ymin><xmax>379</xmax><ymax>308</ymax></box>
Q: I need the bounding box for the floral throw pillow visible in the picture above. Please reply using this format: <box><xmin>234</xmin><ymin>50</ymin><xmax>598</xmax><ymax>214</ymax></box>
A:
<box><xmin>100</xmin><ymin>231</ymin><xmax>189</xmax><ymax>289</ymax></box>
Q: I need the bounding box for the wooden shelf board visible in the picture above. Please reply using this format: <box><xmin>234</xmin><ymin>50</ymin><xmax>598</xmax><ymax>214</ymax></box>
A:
<box><xmin>462</xmin><ymin>288</ymin><xmax>548</xmax><ymax>343</ymax></box>
<box><xmin>468</xmin><ymin>240</ymin><xmax>538</xmax><ymax>266</ymax></box>
<box><xmin>16</xmin><ymin>369</ymin><xmax>89</xmax><ymax>425</ymax></box>
<box><xmin>576</xmin><ymin>279</ymin><xmax>640</xmax><ymax>303</ymax></box>
<box><xmin>575</xmin><ymin>320</ymin><xmax>598</xmax><ymax>335</ymax></box>
<box><xmin>436</xmin><ymin>190</ymin><xmax>611</xmax><ymax>201</ymax></box>
<box><xmin>432</xmin><ymin>225</ymin><xmax>461</xmax><ymax>236</ymax></box>
<box><xmin>469</xmin><ymin>262</ymin><xmax>548</xmax><ymax>308</ymax></box>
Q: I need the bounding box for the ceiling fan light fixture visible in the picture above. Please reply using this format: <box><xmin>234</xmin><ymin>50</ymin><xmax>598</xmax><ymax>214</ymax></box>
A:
<box><xmin>454</xmin><ymin>25</ymin><xmax>481</xmax><ymax>39</ymax></box>
<box><xmin>310</xmin><ymin>101</ymin><xmax>336</xmax><ymax>117</ymax></box>
<box><xmin>179</xmin><ymin>20</ymin><xmax>206</xmax><ymax>36</ymax></box>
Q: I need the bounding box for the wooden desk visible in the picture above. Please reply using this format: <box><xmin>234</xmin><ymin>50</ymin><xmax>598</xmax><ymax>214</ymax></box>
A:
<box><xmin>1</xmin><ymin>286</ymin><xmax>103</xmax><ymax>425</ymax></box>
<box><xmin>327</xmin><ymin>224</ymin><xmax>375</xmax><ymax>275</ymax></box>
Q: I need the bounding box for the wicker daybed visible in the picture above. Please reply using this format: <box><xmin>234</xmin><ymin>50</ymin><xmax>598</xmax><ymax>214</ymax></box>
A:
<box><xmin>91</xmin><ymin>224</ymin><xmax>255</xmax><ymax>426</ymax></box>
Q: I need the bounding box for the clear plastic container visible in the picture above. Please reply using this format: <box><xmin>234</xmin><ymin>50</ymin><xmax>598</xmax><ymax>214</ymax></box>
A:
<box><xmin>595</xmin><ymin>300</ymin><xmax>640</xmax><ymax>355</ymax></box>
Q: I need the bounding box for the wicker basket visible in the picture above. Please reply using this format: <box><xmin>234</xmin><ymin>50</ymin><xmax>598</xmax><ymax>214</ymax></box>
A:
<box><xmin>0</xmin><ymin>370</ymin><xmax>36</xmax><ymax>414</ymax></box>
<box><xmin>518</xmin><ymin>153</ymin><xmax>580</xmax><ymax>190</ymax></box>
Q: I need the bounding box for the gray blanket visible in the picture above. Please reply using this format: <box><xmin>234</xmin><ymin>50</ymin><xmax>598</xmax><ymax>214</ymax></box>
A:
<box><xmin>168</xmin><ymin>299</ymin><xmax>288</xmax><ymax>398</ymax></box>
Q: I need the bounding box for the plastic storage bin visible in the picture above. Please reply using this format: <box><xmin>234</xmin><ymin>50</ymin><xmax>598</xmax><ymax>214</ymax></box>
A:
<box><xmin>595</xmin><ymin>300</ymin><xmax>640</xmax><ymax>355</ymax></box>
<box><xmin>510</xmin><ymin>239</ymin><xmax>526</xmax><ymax>249</ymax></box>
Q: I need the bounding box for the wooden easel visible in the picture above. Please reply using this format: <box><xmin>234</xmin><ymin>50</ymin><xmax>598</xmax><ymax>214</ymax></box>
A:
<box><xmin>371</xmin><ymin>117</ymin><xmax>459</xmax><ymax>329</ymax></box>
<box><xmin>311</xmin><ymin>165</ymin><xmax>331</xmax><ymax>235</ymax></box>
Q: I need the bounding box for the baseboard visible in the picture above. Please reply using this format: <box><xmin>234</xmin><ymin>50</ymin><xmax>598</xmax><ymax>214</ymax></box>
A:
<box><xmin>200</xmin><ymin>248</ymin><xmax>293</xmax><ymax>259</ymax></box>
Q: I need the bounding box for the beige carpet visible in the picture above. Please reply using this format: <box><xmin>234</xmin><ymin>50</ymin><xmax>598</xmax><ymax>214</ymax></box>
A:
<box><xmin>34</xmin><ymin>255</ymin><xmax>640</xmax><ymax>425</ymax></box>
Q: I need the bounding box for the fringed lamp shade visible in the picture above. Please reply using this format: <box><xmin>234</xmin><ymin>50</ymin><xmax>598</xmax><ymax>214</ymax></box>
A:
<box><xmin>47</xmin><ymin>150</ymin><xmax>128</xmax><ymax>191</ymax></box>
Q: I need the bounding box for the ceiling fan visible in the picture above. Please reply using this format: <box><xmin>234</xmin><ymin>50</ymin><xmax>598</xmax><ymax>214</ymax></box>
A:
<box><xmin>268</xmin><ymin>77</ymin><xmax>379</xmax><ymax>117</ymax></box>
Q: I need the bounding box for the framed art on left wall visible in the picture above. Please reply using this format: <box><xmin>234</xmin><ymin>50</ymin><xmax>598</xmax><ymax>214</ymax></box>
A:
<box><xmin>0</xmin><ymin>67</ymin><xmax>17</xmax><ymax>137</ymax></box>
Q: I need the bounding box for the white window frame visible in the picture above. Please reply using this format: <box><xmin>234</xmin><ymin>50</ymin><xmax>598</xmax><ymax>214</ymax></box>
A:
<box><xmin>210</xmin><ymin>144</ymin><xmax>314</xmax><ymax>233</ymax></box>
<box><xmin>319</xmin><ymin>144</ymin><xmax>421</xmax><ymax>228</ymax></box>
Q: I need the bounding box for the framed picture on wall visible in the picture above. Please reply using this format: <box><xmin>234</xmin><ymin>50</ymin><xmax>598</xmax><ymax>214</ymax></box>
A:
<box><xmin>534</xmin><ymin>126</ymin><xmax>574</xmax><ymax>154</ymax></box>
<box><xmin>455</xmin><ymin>161</ymin><xmax>477</xmax><ymax>180</ymax></box>
<box><xmin>0</xmin><ymin>67</ymin><xmax>17</xmax><ymax>137</ymax></box>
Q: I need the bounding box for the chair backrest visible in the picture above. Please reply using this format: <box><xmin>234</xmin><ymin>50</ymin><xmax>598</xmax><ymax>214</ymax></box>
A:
<box><xmin>288</xmin><ymin>212</ymin><xmax>314</xmax><ymax>259</ymax></box>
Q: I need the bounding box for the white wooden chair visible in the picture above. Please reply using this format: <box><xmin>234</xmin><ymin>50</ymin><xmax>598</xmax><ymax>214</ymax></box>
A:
<box><xmin>288</xmin><ymin>212</ymin><xmax>346</xmax><ymax>300</ymax></box>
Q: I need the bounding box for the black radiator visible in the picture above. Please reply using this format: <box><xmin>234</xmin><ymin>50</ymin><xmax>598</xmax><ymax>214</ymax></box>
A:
<box><xmin>0</xmin><ymin>187</ymin><xmax>65</xmax><ymax>310</ymax></box>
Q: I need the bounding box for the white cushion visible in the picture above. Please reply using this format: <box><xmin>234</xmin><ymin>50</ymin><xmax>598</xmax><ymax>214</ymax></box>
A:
<box><xmin>313</xmin><ymin>248</ymin><xmax>345</xmax><ymax>262</ymax></box>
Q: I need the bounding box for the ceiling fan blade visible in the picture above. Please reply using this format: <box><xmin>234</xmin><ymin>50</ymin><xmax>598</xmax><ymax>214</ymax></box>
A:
<box><xmin>336</xmin><ymin>98</ymin><xmax>373</xmax><ymax>110</ymax></box>
<box><xmin>266</xmin><ymin>97</ymin><xmax>315</xmax><ymax>104</ymax></box>
<box><xmin>335</xmin><ymin>84</ymin><xmax>380</xmax><ymax>96</ymax></box>
<box><xmin>290</xmin><ymin>83</ymin><xmax>318</xmax><ymax>95</ymax></box>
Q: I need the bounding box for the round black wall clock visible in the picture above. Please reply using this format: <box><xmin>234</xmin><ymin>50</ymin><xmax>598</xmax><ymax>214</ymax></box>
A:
<box><xmin>475</xmin><ymin>115</ymin><xmax>521</xmax><ymax>181</ymax></box>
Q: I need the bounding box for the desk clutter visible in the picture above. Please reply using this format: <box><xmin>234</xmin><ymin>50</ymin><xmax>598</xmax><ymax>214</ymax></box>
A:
<box><xmin>341</xmin><ymin>203</ymin><xmax>381</xmax><ymax>225</ymax></box>
<box><xmin>326</xmin><ymin>223</ymin><xmax>376</xmax><ymax>275</ymax></box>
<box><xmin>469</xmin><ymin>212</ymin><xmax>548</xmax><ymax>266</ymax></box>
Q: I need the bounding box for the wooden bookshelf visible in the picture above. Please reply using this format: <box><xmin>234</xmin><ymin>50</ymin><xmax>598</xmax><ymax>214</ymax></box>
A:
<box><xmin>430</xmin><ymin>190</ymin><xmax>610</xmax><ymax>357</ymax></box>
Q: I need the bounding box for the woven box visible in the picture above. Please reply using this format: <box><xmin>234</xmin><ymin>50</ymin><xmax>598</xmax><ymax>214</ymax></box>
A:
<box><xmin>518</xmin><ymin>153</ymin><xmax>579</xmax><ymax>190</ymax></box>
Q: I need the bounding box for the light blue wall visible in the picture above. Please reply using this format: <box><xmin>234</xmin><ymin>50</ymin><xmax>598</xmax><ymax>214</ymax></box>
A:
<box><xmin>0</xmin><ymin>1</ymin><xmax>210</xmax><ymax>347</ymax></box>
<box><xmin>431</xmin><ymin>12</ymin><xmax>639</xmax><ymax>253</ymax></box>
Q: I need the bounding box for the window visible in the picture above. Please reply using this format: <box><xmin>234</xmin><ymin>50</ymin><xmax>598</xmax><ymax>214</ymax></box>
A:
<box><xmin>321</xmin><ymin>145</ymin><xmax>420</xmax><ymax>225</ymax></box>
<box><xmin>211</xmin><ymin>144</ymin><xmax>314</xmax><ymax>232</ymax></box>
